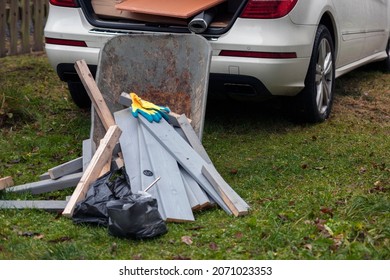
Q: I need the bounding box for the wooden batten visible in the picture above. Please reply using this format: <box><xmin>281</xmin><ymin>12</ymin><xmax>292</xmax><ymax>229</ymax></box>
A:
<box><xmin>75</xmin><ymin>59</ymin><xmax>116</xmax><ymax>131</ymax></box>
<box><xmin>62</xmin><ymin>125</ymin><xmax>122</xmax><ymax>217</ymax></box>
<box><xmin>0</xmin><ymin>176</ymin><xmax>14</xmax><ymax>190</ymax></box>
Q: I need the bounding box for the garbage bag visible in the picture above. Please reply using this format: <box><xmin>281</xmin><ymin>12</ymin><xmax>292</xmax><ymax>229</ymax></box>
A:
<box><xmin>107</xmin><ymin>194</ymin><xmax>168</xmax><ymax>239</ymax></box>
<box><xmin>72</xmin><ymin>167</ymin><xmax>132</xmax><ymax>226</ymax></box>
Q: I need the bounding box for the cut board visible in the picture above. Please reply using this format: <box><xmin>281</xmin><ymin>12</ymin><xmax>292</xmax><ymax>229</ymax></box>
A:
<box><xmin>115</xmin><ymin>0</ymin><xmax>226</xmax><ymax>19</ymax></box>
<box><xmin>114</xmin><ymin>108</ymin><xmax>194</xmax><ymax>222</ymax></box>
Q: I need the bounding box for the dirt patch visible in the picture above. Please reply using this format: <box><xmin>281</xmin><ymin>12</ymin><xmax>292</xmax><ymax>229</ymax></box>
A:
<box><xmin>333</xmin><ymin>67</ymin><xmax>390</xmax><ymax>124</ymax></box>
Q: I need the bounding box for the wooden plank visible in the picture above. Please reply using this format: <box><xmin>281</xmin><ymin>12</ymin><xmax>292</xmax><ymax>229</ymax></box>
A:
<box><xmin>0</xmin><ymin>200</ymin><xmax>67</xmax><ymax>211</ymax></box>
<box><xmin>62</xmin><ymin>125</ymin><xmax>122</xmax><ymax>217</ymax></box>
<box><xmin>177</xmin><ymin>114</ymin><xmax>212</xmax><ymax>164</ymax></box>
<box><xmin>39</xmin><ymin>172</ymin><xmax>50</xmax><ymax>180</ymax></box>
<box><xmin>202</xmin><ymin>165</ymin><xmax>249</xmax><ymax>217</ymax></box>
<box><xmin>0</xmin><ymin>176</ymin><xmax>14</xmax><ymax>190</ymax></box>
<box><xmin>181</xmin><ymin>110</ymin><xmax>249</xmax><ymax>215</ymax></box>
<box><xmin>116</xmin><ymin>0</ymin><xmax>226</xmax><ymax>19</ymax></box>
<box><xmin>0</xmin><ymin>0</ymin><xmax>7</xmax><ymax>57</ymax></box>
<box><xmin>91</xmin><ymin>0</ymin><xmax>187</xmax><ymax>25</ymax></box>
<box><xmin>48</xmin><ymin>157</ymin><xmax>83</xmax><ymax>180</ymax></box>
<box><xmin>180</xmin><ymin>167</ymin><xmax>210</xmax><ymax>209</ymax></box>
<box><xmin>181</xmin><ymin>172</ymin><xmax>201</xmax><ymax>211</ymax></box>
<box><xmin>82</xmin><ymin>138</ymin><xmax>96</xmax><ymax>171</ymax></box>
<box><xmin>75</xmin><ymin>59</ymin><xmax>116</xmax><ymax>131</ymax></box>
<box><xmin>137</xmin><ymin>113</ymin><xmax>232</xmax><ymax>214</ymax></box>
<box><xmin>114</xmin><ymin>108</ymin><xmax>194</xmax><ymax>222</ymax></box>
<box><xmin>6</xmin><ymin>172</ymin><xmax>82</xmax><ymax>194</ymax></box>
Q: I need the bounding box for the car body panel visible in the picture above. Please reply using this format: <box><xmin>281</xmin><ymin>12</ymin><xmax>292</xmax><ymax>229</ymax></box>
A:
<box><xmin>44</xmin><ymin>0</ymin><xmax>390</xmax><ymax>100</ymax></box>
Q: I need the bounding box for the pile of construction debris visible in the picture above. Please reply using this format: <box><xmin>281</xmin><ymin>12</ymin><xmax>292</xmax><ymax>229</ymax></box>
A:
<box><xmin>1</xmin><ymin>59</ymin><xmax>249</xmax><ymax>225</ymax></box>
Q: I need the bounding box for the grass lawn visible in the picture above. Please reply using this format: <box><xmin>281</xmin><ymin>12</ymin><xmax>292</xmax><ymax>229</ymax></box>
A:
<box><xmin>0</xmin><ymin>52</ymin><xmax>389</xmax><ymax>260</ymax></box>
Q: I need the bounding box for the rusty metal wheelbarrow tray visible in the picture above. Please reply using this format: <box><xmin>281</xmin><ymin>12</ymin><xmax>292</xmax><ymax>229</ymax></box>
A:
<box><xmin>92</xmin><ymin>33</ymin><xmax>212</xmax><ymax>142</ymax></box>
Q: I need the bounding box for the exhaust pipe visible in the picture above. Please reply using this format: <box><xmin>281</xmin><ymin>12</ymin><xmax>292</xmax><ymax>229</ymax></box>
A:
<box><xmin>188</xmin><ymin>9</ymin><xmax>216</xmax><ymax>33</ymax></box>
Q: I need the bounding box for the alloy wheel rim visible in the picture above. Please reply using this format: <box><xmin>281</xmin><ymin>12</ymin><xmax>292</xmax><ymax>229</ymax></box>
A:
<box><xmin>315</xmin><ymin>38</ymin><xmax>333</xmax><ymax>115</ymax></box>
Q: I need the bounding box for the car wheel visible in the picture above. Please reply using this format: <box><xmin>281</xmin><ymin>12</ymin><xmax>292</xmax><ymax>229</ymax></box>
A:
<box><xmin>67</xmin><ymin>81</ymin><xmax>91</xmax><ymax>109</ymax></box>
<box><xmin>300</xmin><ymin>24</ymin><xmax>335</xmax><ymax>123</ymax></box>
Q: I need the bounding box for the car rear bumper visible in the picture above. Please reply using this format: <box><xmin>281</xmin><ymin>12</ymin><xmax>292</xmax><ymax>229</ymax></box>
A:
<box><xmin>44</xmin><ymin>5</ymin><xmax>315</xmax><ymax>97</ymax></box>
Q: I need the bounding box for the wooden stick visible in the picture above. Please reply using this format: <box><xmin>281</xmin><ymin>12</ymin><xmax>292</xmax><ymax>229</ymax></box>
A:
<box><xmin>74</xmin><ymin>59</ymin><xmax>115</xmax><ymax>130</ymax></box>
<box><xmin>48</xmin><ymin>157</ymin><xmax>83</xmax><ymax>180</ymax></box>
<box><xmin>6</xmin><ymin>172</ymin><xmax>82</xmax><ymax>194</ymax></box>
<box><xmin>0</xmin><ymin>200</ymin><xmax>67</xmax><ymax>211</ymax></box>
<box><xmin>62</xmin><ymin>125</ymin><xmax>122</xmax><ymax>217</ymax></box>
<box><xmin>202</xmin><ymin>165</ymin><xmax>249</xmax><ymax>217</ymax></box>
<box><xmin>0</xmin><ymin>176</ymin><xmax>14</xmax><ymax>190</ymax></box>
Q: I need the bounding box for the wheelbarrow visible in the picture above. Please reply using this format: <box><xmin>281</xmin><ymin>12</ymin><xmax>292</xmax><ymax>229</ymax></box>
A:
<box><xmin>91</xmin><ymin>33</ymin><xmax>212</xmax><ymax>143</ymax></box>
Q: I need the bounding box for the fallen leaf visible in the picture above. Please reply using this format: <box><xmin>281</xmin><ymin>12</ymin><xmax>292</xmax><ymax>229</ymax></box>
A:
<box><xmin>359</xmin><ymin>167</ymin><xmax>367</xmax><ymax>174</ymax></box>
<box><xmin>303</xmin><ymin>244</ymin><xmax>312</xmax><ymax>251</ymax></box>
<box><xmin>369</xmin><ymin>185</ymin><xmax>388</xmax><ymax>193</ymax></box>
<box><xmin>209</xmin><ymin>242</ymin><xmax>218</xmax><ymax>250</ymax></box>
<box><xmin>320</xmin><ymin>206</ymin><xmax>334</xmax><ymax>217</ymax></box>
<box><xmin>314</xmin><ymin>166</ymin><xmax>325</xmax><ymax>170</ymax></box>
<box><xmin>19</xmin><ymin>231</ymin><xmax>40</xmax><ymax>237</ymax></box>
<box><xmin>301</xmin><ymin>163</ymin><xmax>308</xmax><ymax>169</ymax></box>
<box><xmin>330</xmin><ymin>234</ymin><xmax>344</xmax><ymax>252</ymax></box>
<box><xmin>33</xmin><ymin>234</ymin><xmax>44</xmax><ymax>240</ymax></box>
<box><xmin>230</xmin><ymin>169</ymin><xmax>238</xmax><ymax>175</ymax></box>
<box><xmin>235</xmin><ymin>232</ymin><xmax>244</xmax><ymax>239</ymax></box>
<box><xmin>187</xmin><ymin>226</ymin><xmax>205</xmax><ymax>231</ymax></box>
<box><xmin>277</xmin><ymin>214</ymin><xmax>289</xmax><ymax>222</ymax></box>
<box><xmin>109</xmin><ymin>242</ymin><xmax>117</xmax><ymax>254</ymax></box>
<box><xmin>314</xmin><ymin>218</ymin><xmax>333</xmax><ymax>237</ymax></box>
<box><xmin>181</xmin><ymin>236</ymin><xmax>193</xmax><ymax>245</ymax></box>
<box><xmin>48</xmin><ymin>236</ymin><xmax>72</xmax><ymax>243</ymax></box>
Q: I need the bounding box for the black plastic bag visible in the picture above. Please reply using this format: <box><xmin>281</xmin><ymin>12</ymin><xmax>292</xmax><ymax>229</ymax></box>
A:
<box><xmin>72</xmin><ymin>167</ymin><xmax>167</xmax><ymax>239</ymax></box>
<box><xmin>107</xmin><ymin>194</ymin><xmax>168</xmax><ymax>239</ymax></box>
<box><xmin>72</xmin><ymin>167</ymin><xmax>132</xmax><ymax>226</ymax></box>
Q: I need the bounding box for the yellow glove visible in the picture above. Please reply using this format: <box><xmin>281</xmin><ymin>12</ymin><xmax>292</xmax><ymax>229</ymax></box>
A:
<box><xmin>130</xmin><ymin>93</ymin><xmax>170</xmax><ymax>123</ymax></box>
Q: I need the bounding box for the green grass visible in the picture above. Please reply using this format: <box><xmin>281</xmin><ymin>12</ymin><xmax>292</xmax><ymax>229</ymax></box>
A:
<box><xmin>0</xmin><ymin>53</ymin><xmax>389</xmax><ymax>260</ymax></box>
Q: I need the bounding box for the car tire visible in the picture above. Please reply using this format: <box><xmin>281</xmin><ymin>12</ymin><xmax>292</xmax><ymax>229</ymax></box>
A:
<box><xmin>299</xmin><ymin>24</ymin><xmax>335</xmax><ymax>123</ymax></box>
<box><xmin>67</xmin><ymin>81</ymin><xmax>91</xmax><ymax>109</ymax></box>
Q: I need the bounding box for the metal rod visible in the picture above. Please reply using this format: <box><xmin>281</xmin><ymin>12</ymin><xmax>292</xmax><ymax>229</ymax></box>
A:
<box><xmin>144</xmin><ymin>176</ymin><xmax>161</xmax><ymax>192</ymax></box>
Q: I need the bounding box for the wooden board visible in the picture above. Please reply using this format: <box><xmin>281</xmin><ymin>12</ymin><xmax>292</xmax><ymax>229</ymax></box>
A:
<box><xmin>91</xmin><ymin>0</ymin><xmax>187</xmax><ymax>25</ymax></box>
<box><xmin>114</xmin><ymin>108</ymin><xmax>194</xmax><ymax>222</ymax></box>
<box><xmin>48</xmin><ymin>157</ymin><xmax>83</xmax><ymax>180</ymax></box>
<box><xmin>0</xmin><ymin>176</ymin><xmax>14</xmax><ymax>190</ymax></box>
<box><xmin>202</xmin><ymin>164</ymin><xmax>249</xmax><ymax>217</ymax></box>
<box><xmin>75</xmin><ymin>59</ymin><xmax>115</xmax><ymax>131</ymax></box>
<box><xmin>62</xmin><ymin>125</ymin><xmax>122</xmax><ymax>217</ymax></box>
<box><xmin>177</xmin><ymin>114</ymin><xmax>212</xmax><ymax>164</ymax></box>
<box><xmin>116</xmin><ymin>0</ymin><xmax>226</xmax><ymax>19</ymax></box>
<box><xmin>138</xmin><ymin>116</ymin><xmax>232</xmax><ymax>214</ymax></box>
<box><xmin>0</xmin><ymin>200</ymin><xmax>67</xmax><ymax>211</ymax></box>
<box><xmin>6</xmin><ymin>172</ymin><xmax>83</xmax><ymax>195</ymax></box>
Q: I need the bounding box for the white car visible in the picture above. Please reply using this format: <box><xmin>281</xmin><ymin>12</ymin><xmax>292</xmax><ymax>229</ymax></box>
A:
<box><xmin>45</xmin><ymin>0</ymin><xmax>390</xmax><ymax>122</ymax></box>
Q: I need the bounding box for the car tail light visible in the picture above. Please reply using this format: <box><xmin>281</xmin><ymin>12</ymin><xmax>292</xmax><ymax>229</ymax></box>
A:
<box><xmin>240</xmin><ymin>0</ymin><xmax>298</xmax><ymax>19</ymax></box>
<box><xmin>219</xmin><ymin>50</ymin><xmax>297</xmax><ymax>59</ymax></box>
<box><xmin>49</xmin><ymin>0</ymin><xmax>79</xmax><ymax>7</ymax></box>
<box><xmin>45</xmin><ymin>37</ymin><xmax>87</xmax><ymax>47</ymax></box>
